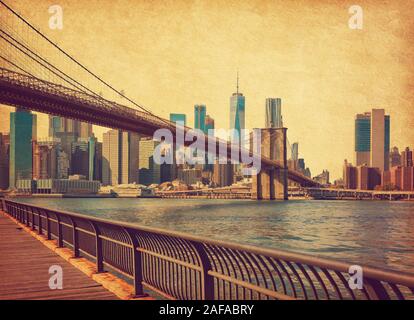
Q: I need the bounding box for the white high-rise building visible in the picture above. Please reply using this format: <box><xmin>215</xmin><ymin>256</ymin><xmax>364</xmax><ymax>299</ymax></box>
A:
<box><xmin>370</xmin><ymin>109</ymin><xmax>387</xmax><ymax>172</ymax></box>
<box><xmin>102</xmin><ymin>130</ymin><xmax>139</xmax><ymax>186</ymax></box>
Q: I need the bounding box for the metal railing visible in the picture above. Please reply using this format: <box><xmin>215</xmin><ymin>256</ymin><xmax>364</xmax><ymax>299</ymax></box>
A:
<box><xmin>2</xmin><ymin>199</ymin><xmax>414</xmax><ymax>300</ymax></box>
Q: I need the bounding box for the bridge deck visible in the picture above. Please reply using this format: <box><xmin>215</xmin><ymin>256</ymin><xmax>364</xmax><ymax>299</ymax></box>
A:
<box><xmin>0</xmin><ymin>212</ymin><xmax>118</xmax><ymax>300</ymax></box>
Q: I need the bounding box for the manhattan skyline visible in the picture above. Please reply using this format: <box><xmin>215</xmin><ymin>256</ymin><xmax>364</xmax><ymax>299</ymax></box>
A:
<box><xmin>1</xmin><ymin>0</ymin><xmax>414</xmax><ymax>180</ymax></box>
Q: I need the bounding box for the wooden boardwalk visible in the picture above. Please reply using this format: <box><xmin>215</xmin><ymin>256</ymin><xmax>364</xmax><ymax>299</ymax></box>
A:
<box><xmin>0</xmin><ymin>213</ymin><xmax>118</xmax><ymax>300</ymax></box>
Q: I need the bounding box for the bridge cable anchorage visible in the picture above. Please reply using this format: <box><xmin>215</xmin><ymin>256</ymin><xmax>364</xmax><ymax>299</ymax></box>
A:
<box><xmin>0</xmin><ymin>0</ymin><xmax>174</xmax><ymax>128</ymax></box>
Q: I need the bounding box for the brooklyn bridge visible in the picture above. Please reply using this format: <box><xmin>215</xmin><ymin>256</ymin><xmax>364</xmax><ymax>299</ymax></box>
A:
<box><xmin>0</xmin><ymin>1</ymin><xmax>317</xmax><ymax>202</ymax></box>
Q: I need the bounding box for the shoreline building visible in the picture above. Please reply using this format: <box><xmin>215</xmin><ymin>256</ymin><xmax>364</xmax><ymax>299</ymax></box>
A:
<box><xmin>212</xmin><ymin>160</ymin><xmax>234</xmax><ymax>187</ymax></box>
<box><xmin>102</xmin><ymin>130</ymin><xmax>139</xmax><ymax>186</ymax></box>
<box><xmin>343</xmin><ymin>160</ymin><xmax>358</xmax><ymax>189</ymax></box>
<box><xmin>9</xmin><ymin>109</ymin><xmax>37</xmax><ymax>189</ymax></box>
<box><xmin>265</xmin><ymin>98</ymin><xmax>282</xmax><ymax>128</ymax></box>
<box><xmin>313</xmin><ymin>170</ymin><xmax>330</xmax><ymax>185</ymax></box>
<box><xmin>354</xmin><ymin>109</ymin><xmax>390</xmax><ymax>172</ymax></box>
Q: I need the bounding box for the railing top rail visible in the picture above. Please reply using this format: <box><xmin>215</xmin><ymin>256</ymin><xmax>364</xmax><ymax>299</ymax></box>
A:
<box><xmin>5</xmin><ymin>198</ymin><xmax>414</xmax><ymax>288</ymax></box>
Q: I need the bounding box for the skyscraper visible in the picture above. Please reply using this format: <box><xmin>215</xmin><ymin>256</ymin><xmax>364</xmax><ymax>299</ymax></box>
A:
<box><xmin>212</xmin><ymin>160</ymin><xmax>234</xmax><ymax>187</ymax></box>
<box><xmin>56</xmin><ymin>148</ymin><xmax>70</xmax><ymax>179</ymax></box>
<box><xmin>355</xmin><ymin>112</ymin><xmax>371</xmax><ymax>166</ymax></box>
<box><xmin>265</xmin><ymin>98</ymin><xmax>282</xmax><ymax>128</ymax></box>
<box><xmin>230</xmin><ymin>75</ymin><xmax>245</xmax><ymax>141</ymax></box>
<box><xmin>170</xmin><ymin>113</ymin><xmax>187</xmax><ymax>126</ymax></box>
<box><xmin>49</xmin><ymin>116</ymin><xmax>93</xmax><ymax>172</ymax></box>
<box><xmin>102</xmin><ymin>130</ymin><xmax>139</xmax><ymax>186</ymax></box>
<box><xmin>389</xmin><ymin>146</ymin><xmax>401</xmax><ymax>168</ymax></box>
<box><xmin>121</xmin><ymin>131</ymin><xmax>140</xmax><ymax>185</ymax></box>
<box><xmin>291</xmin><ymin>142</ymin><xmax>299</xmax><ymax>161</ymax></box>
<box><xmin>205</xmin><ymin>115</ymin><xmax>215</xmax><ymax>135</ymax></box>
<box><xmin>49</xmin><ymin>116</ymin><xmax>80</xmax><ymax>138</ymax></box>
<box><xmin>0</xmin><ymin>133</ymin><xmax>10</xmax><ymax>190</ymax></box>
<box><xmin>194</xmin><ymin>105</ymin><xmax>206</xmax><ymax>133</ymax></box>
<box><xmin>401</xmin><ymin>147</ymin><xmax>413</xmax><ymax>167</ymax></box>
<box><xmin>354</xmin><ymin>109</ymin><xmax>390</xmax><ymax>171</ymax></box>
<box><xmin>9</xmin><ymin>109</ymin><xmax>37</xmax><ymax>188</ymax></box>
<box><xmin>32</xmin><ymin>139</ymin><xmax>58</xmax><ymax>180</ymax></box>
<box><xmin>370</xmin><ymin>109</ymin><xmax>389</xmax><ymax>172</ymax></box>
<box><xmin>89</xmin><ymin>136</ymin><xmax>102</xmax><ymax>182</ymax></box>
<box><xmin>139</xmin><ymin>138</ymin><xmax>161</xmax><ymax>185</ymax></box>
<box><xmin>343</xmin><ymin>159</ymin><xmax>357</xmax><ymax>189</ymax></box>
<box><xmin>79</xmin><ymin>122</ymin><xmax>93</xmax><ymax>139</ymax></box>
<box><xmin>71</xmin><ymin>139</ymin><xmax>90</xmax><ymax>177</ymax></box>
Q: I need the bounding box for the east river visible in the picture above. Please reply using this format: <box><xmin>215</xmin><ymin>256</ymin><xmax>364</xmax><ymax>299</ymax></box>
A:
<box><xmin>18</xmin><ymin>198</ymin><xmax>414</xmax><ymax>273</ymax></box>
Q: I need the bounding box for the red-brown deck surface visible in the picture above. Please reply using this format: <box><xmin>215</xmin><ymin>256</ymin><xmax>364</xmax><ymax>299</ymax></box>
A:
<box><xmin>0</xmin><ymin>213</ymin><xmax>118</xmax><ymax>300</ymax></box>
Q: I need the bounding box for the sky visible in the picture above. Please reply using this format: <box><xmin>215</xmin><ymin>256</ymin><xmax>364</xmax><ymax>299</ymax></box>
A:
<box><xmin>0</xmin><ymin>0</ymin><xmax>413</xmax><ymax>180</ymax></box>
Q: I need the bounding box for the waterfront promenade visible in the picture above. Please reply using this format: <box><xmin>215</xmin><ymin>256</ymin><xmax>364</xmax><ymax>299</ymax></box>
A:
<box><xmin>0</xmin><ymin>213</ymin><xmax>120</xmax><ymax>300</ymax></box>
<box><xmin>2</xmin><ymin>199</ymin><xmax>414</xmax><ymax>300</ymax></box>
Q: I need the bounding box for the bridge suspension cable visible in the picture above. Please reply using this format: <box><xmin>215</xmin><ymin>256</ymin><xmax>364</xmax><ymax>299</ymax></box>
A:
<box><xmin>0</xmin><ymin>0</ymin><xmax>173</xmax><ymax>128</ymax></box>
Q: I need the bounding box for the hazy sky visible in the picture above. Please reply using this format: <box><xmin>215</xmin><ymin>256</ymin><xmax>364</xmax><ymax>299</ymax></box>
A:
<box><xmin>0</xmin><ymin>0</ymin><xmax>413</xmax><ymax>179</ymax></box>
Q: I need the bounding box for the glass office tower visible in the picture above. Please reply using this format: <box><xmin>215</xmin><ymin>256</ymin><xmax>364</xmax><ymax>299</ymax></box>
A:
<box><xmin>9</xmin><ymin>109</ymin><xmax>37</xmax><ymax>188</ymax></box>
<box><xmin>194</xmin><ymin>105</ymin><xmax>206</xmax><ymax>133</ymax></box>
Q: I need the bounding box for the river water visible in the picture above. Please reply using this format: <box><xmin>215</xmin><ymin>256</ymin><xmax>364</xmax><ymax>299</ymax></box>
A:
<box><xmin>18</xmin><ymin>198</ymin><xmax>414</xmax><ymax>273</ymax></box>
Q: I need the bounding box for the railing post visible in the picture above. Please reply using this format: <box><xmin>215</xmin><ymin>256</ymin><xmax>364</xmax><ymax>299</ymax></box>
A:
<box><xmin>191</xmin><ymin>241</ymin><xmax>214</xmax><ymax>300</ymax></box>
<box><xmin>30</xmin><ymin>206</ymin><xmax>35</xmax><ymax>230</ymax></box>
<box><xmin>56</xmin><ymin>215</ymin><xmax>63</xmax><ymax>247</ymax></box>
<box><xmin>14</xmin><ymin>206</ymin><xmax>20</xmax><ymax>220</ymax></box>
<box><xmin>91</xmin><ymin>222</ymin><xmax>104</xmax><ymax>273</ymax></box>
<box><xmin>37</xmin><ymin>208</ymin><xmax>42</xmax><ymax>235</ymax></box>
<box><xmin>25</xmin><ymin>205</ymin><xmax>30</xmax><ymax>226</ymax></box>
<box><xmin>69</xmin><ymin>217</ymin><xmax>79</xmax><ymax>257</ymax></box>
<box><xmin>17</xmin><ymin>205</ymin><xmax>21</xmax><ymax>221</ymax></box>
<box><xmin>20</xmin><ymin>205</ymin><xmax>24</xmax><ymax>222</ymax></box>
<box><xmin>124</xmin><ymin>228</ymin><xmax>146</xmax><ymax>297</ymax></box>
<box><xmin>45</xmin><ymin>211</ymin><xmax>51</xmax><ymax>240</ymax></box>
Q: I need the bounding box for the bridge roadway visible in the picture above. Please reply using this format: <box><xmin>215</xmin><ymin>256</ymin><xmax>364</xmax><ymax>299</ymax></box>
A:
<box><xmin>0</xmin><ymin>211</ymin><xmax>118</xmax><ymax>300</ymax></box>
<box><xmin>0</xmin><ymin>67</ymin><xmax>317</xmax><ymax>187</ymax></box>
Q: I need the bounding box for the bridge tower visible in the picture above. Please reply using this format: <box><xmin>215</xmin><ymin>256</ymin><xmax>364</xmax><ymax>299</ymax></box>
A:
<box><xmin>251</xmin><ymin>128</ymin><xmax>288</xmax><ymax>200</ymax></box>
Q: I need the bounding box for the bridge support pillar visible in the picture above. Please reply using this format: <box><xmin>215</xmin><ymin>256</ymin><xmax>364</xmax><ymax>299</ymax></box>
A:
<box><xmin>251</xmin><ymin>128</ymin><xmax>288</xmax><ymax>200</ymax></box>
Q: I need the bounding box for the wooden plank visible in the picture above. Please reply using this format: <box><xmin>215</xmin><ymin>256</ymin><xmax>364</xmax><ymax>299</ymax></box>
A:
<box><xmin>0</xmin><ymin>213</ymin><xmax>119</xmax><ymax>300</ymax></box>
